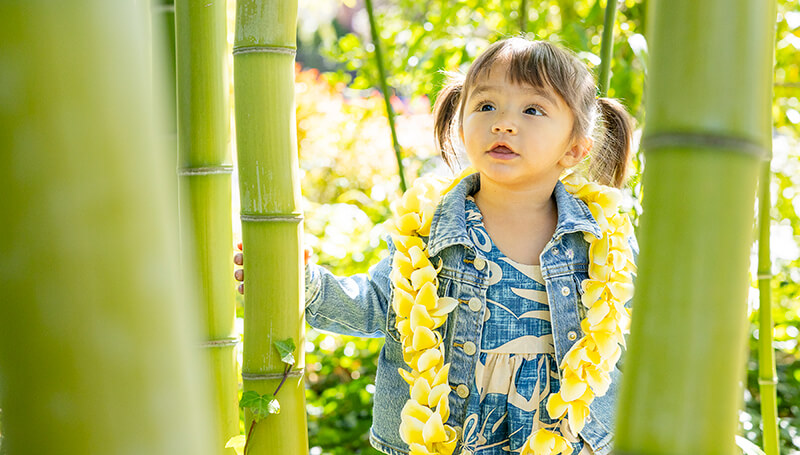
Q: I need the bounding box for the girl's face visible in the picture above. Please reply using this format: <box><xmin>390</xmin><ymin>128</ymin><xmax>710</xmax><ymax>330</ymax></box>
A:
<box><xmin>459</xmin><ymin>61</ymin><xmax>589</xmax><ymax>189</ymax></box>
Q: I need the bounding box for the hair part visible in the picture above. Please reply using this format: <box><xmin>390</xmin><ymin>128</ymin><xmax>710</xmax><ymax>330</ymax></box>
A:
<box><xmin>432</xmin><ymin>37</ymin><xmax>635</xmax><ymax>188</ymax></box>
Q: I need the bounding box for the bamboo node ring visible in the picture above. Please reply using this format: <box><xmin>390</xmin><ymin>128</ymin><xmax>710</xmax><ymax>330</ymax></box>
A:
<box><xmin>242</xmin><ymin>370</ymin><xmax>304</xmax><ymax>381</ymax></box>
<box><xmin>240</xmin><ymin>213</ymin><xmax>303</xmax><ymax>223</ymax></box>
<box><xmin>200</xmin><ymin>337</ymin><xmax>239</xmax><ymax>348</ymax></box>
<box><xmin>177</xmin><ymin>165</ymin><xmax>234</xmax><ymax>176</ymax></box>
<box><xmin>641</xmin><ymin>133</ymin><xmax>768</xmax><ymax>159</ymax></box>
<box><xmin>233</xmin><ymin>45</ymin><xmax>297</xmax><ymax>56</ymax></box>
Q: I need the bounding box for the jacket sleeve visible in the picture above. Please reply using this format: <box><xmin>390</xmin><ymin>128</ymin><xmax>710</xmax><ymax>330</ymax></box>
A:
<box><xmin>304</xmin><ymin>245</ymin><xmax>393</xmax><ymax>338</ymax></box>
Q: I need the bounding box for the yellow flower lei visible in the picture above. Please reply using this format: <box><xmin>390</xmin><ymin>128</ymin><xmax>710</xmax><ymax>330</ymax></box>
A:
<box><xmin>385</xmin><ymin>168</ymin><xmax>637</xmax><ymax>455</ymax></box>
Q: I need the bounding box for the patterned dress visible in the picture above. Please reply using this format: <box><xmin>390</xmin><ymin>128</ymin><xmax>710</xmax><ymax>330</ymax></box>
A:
<box><xmin>460</xmin><ymin>196</ymin><xmax>593</xmax><ymax>455</ymax></box>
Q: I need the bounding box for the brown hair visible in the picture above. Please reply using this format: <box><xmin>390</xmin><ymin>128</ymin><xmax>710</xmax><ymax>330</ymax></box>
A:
<box><xmin>433</xmin><ymin>37</ymin><xmax>634</xmax><ymax>188</ymax></box>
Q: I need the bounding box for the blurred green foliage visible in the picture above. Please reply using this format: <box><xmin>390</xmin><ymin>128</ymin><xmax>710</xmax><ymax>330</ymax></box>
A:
<box><xmin>233</xmin><ymin>0</ymin><xmax>800</xmax><ymax>453</ymax></box>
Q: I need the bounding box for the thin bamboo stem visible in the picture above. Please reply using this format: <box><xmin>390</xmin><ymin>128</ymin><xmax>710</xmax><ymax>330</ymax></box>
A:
<box><xmin>756</xmin><ymin>4</ymin><xmax>779</xmax><ymax>454</ymax></box>
<box><xmin>364</xmin><ymin>0</ymin><xmax>408</xmax><ymax>192</ymax></box>
<box><xmin>614</xmin><ymin>0</ymin><xmax>776</xmax><ymax>453</ymax></box>
<box><xmin>0</xmin><ymin>1</ymin><xmax>215</xmax><ymax>453</ymax></box>
<box><xmin>597</xmin><ymin>0</ymin><xmax>618</xmax><ymax>96</ymax></box>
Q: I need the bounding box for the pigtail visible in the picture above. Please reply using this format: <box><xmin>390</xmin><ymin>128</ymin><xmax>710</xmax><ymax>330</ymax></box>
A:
<box><xmin>433</xmin><ymin>73</ymin><xmax>465</xmax><ymax>170</ymax></box>
<box><xmin>590</xmin><ymin>97</ymin><xmax>634</xmax><ymax>189</ymax></box>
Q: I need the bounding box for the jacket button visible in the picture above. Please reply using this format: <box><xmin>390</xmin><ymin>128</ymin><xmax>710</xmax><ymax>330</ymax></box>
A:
<box><xmin>567</xmin><ymin>330</ymin><xmax>578</xmax><ymax>341</ymax></box>
<box><xmin>456</xmin><ymin>384</ymin><xmax>470</xmax><ymax>398</ymax></box>
<box><xmin>468</xmin><ymin>297</ymin><xmax>482</xmax><ymax>312</ymax></box>
<box><xmin>473</xmin><ymin>257</ymin><xmax>486</xmax><ymax>270</ymax></box>
<box><xmin>463</xmin><ymin>341</ymin><xmax>477</xmax><ymax>355</ymax></box>
<box><xmin>561</xmin><ymin>286</ymin><xmax>571</xmax><ymax>296</ymax></box>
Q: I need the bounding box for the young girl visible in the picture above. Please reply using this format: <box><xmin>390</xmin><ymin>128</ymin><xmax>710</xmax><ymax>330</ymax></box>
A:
<box><xmin>235</xmin><ymin>37</ymin><xmax>637</xmax><ymax>455</ymax></box>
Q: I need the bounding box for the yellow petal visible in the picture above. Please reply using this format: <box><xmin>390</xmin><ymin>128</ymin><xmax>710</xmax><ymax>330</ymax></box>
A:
<box><xmin>531</xmin><ymin>428</ymin><xmax>557</xmax><ymax>453</ymax></box>
<box><xmin>432</xmin><ymin>363</ymin><xmax>450</xmax><ymax>386</ymax></box>
<box><xmin>392</xmin><ymin>288</ymin><xmax>415</xmax><ymax>317</ymax></box>
<box><xmin>418</xmin><ymin>204</ymin><xmax>436</xmax><ymax>237</ymax></box>
<box><xmin>399</xmin><ymin>416</ymin><xmax>425</xmax><ymax>445</ymax></box>
<box><xmin>553</xmin><ymin>433</ymin><xmax>573</xmax><ymax>455</ymax></box>
<box><xmin>434</xmin><ymin>391</ymin><xmax>450</xmax><ymax>422</ymax></box>
<box><xmin>417</xmin><ymin>348</ymin><xmax>443</xmax><ymax>372</ymax></box>
<box><xmin>589</xmin><ymin>234</ymin><xmax>609</xmax><ymax>266</ymax></box>
<box><xmin>567</xmin><ymin>400</ymin><xmax>590</xmax><ymax>434</ymax></box>
<box><xmin>430</xmin><ymin>296</ymin><xmax>459</xmax><ymax>317</ymax></box>
<box><xmin>422</xmin><ymin>411</ymin><xmax>447</xmax><ymax>443</ymax></box>
<box><xmin>398</xmin><ymin>367</ymin><xmax>416</xmax><ymax>386</ymax></box>
<box><xmin>394</xmin><ymin>235</ymin><xmax>426</xmax><ymax>253</ymax></box>
<box><xmin>608</xmin><ymin>278</ymin><xmax>634</xmax><ymax>302</ymax></box>
<box><xmin>589</xmin><ymin>260</ymin><xmax>611</xmax><ymax>281</ymax></box>
<box><xmin>410</xmin><ymin>266</ymin><xmax>437</xmax><ymax>290</ymax></box>
<box><xmin>546</xmin><ymin>392</ymin><xmax>569</xmax><ymax>419</ymax></box>
<box><xmin>402</xmin><ymin>187</ymin><xmax>423</xmax><ymax>213</ymax></box>
<box><xmin>397</xmin><ymin>212</ymin><xmax>422</xmax><ymax>234</ymax></box>
<box><xmin>581</xmin><ymin>279</ymin><xmax>606</xmax><ymax>308</ymax></box>
<box><xmin>408</xmin><ymin>245</ymin><xmax>431</xmax><ymax>269</ymax></box>
<box><xmin>396</xmin><ymin>318</ymin><xmax>413</xmax><ymax>339</ymax></box>
<box><xmin>410</xmin><ymin>377</ymin><xmax>431</xmax><ymax>405</ymax></box>
<box><xmin>412</xmin><ymin>326</ymin><xmax>439</xmax><ymax>351</ymax></box>
<box><xmin>408</xmin><ymin>443</ymin><xmax>436</xmax><ymax>455</ymax></box>
<box><xmin>225</xmin><ymin>435</ymin><xmax>246</xmax><ymax>455</ymax></box>
<box><xmin>410</xmin><ymin>304</ymin><xmax>435</xmax><ymax>331</ymax></box>
<box><xmin>587</xmin><ymin>201</ymin><xmax>609</xmax><ymax>231</ymax></box>
<box><xmin>586</xmin><ymin>299</ymin><xmax>610</xmax><ymax>325</ymax></box>
<box><xmin>393</xmin><ymin>251</ymin><xmax>415</xmax><ymax>277</ymax></box>
<box><xmin>414</xmin><ymin>282</ymin><xmax>438</xmax><ymax>309</ymax></box>
<box><xmin>401</xmin><ymin>400</ymin><xmax>433</xmax><ymax>422</ymax></box>
<box><xmin>433</xmin><ymin>425</ymin><xmax>458</xmax><ymax>455</ymax></box>
<box><xmin>589</xmin><ymin>330</ymin><xmax>618</xmax><ymax>358</ymax></box>
<box><xmin>428</xmin><ymin>383</ymin><xmax>450</xmax><ymax>408</ymax></box>
<box><xmin>560</xmin><ymin>371</ymin><xmax>588</xmax><ymax>402</ymax></box>
<box><xmin>585</xmin><ymin>365</ymin><xmax>611</xmax><ymax>396</ymax></box>
<box><xmin>391</xmin><ymin>268</ymin><xmax>414</xmax><ymax>293</ymax></box>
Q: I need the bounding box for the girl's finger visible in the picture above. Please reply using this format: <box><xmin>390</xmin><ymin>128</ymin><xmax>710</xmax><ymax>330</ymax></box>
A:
<box><xmin>234</xmin><ymin>252</ymin><xmax>243</xmax><ymax>265</ymax></box>
<box><xmin>238</xmin><ymin>283</ymin><xmax>244</xmax><ymax>295</ymax></box>
<box><xmin>234</xmin><ymin>269</ymin><xmax>243</xmax><ymax>282</ymax></box>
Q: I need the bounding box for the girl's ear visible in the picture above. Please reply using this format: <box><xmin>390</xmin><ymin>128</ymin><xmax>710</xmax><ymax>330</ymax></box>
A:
<box><xmin>561</xmin><ymin>136</ymin><xmax>592</xmax><ymax>168</ymax></box>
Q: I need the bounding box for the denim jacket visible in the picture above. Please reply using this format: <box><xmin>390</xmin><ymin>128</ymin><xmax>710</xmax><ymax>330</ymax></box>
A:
<box><xmin>304</xmin><ymin>173</ymin><xmax>637</xmax><ymax>455</ymax></box>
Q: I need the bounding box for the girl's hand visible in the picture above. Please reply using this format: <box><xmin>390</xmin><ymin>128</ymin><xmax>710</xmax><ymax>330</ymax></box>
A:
<box><xmin>234</xmin><ymin>242</ymin><xmax>312</xmax><ymax>295</ymax></box>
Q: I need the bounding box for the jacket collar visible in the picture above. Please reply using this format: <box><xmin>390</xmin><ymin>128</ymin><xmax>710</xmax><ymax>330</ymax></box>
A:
<box><xmin>426</xmin><ymin>172</ymin><xmax>602</xmax><ymax>257</ymax></box>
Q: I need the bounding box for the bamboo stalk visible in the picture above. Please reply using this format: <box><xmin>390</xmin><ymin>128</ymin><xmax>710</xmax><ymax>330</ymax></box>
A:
<box><xmin>614</xmin><ymin>0</ymin><xmax>776</xmax><ymax>453</ymax></box>
<box><xmin>756</xmin><ymin>4</ymin><xmax>779</xmax><ymax>454</ymax></box>
<box><xmin>174</xmin><ymin>1</ymin><xmax>239</xmax><ymax>453</ymax></box>
<box><xmin>0</xmin><ymin>1</ymin><xmax>216</xmax><ymax>453</ymax></box>
<box><xmin>233</xmin><ymin>1</ymin><xmax>309</xmax><ymax>454</ymax></box>
<box><xmin>364</xmin><ymin>0</ymin><xmax>408</xmax><ymax>192</ymax></box>
<box><xmin>597</xmin><ymin>0</ymin><xmax>618</xmax><ymax>96</ymax></box>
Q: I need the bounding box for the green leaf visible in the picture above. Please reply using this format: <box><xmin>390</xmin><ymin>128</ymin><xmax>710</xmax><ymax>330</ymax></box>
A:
<box><xmin>239</xmin><ymin>390</ymin><xmax>281</xmax><ymax>421</ymax></box>
<box><xmin>273</xmin><ymin>337</ymin><xmax>296</xmax><ymax>365</ymax></box>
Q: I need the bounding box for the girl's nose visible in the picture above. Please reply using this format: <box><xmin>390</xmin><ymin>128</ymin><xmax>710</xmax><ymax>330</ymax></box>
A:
<box><xmin>492</xmin><ymin>120</ymin><xmax>517</xmax><ymax>134</ymax></box>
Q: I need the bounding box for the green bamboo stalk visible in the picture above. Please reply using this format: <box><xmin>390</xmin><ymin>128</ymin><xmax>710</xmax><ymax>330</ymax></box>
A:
<box><xmin>152</xmin><ymin>0</ymin><xmax>178</xmax><ymax>140</ymax></box>
<box><xmin>175</xmin><ymin>1</ymin><xmax>239</xmax><ymax>453</ymax></box>
<box><xmin>0</xmin><ymin>1</ymin><xmax>216</xmax><ymax>453</ymax></box>
<box><xmin>364</xmin><ymin>0</ymin><xmax>408</xmax><ymax>192</ymax></box>
<box><xmin>756</xmin><ymin>4</ymin><xmax>780</xmax><ymax>454</ymax></box>
<box><xmin>597</xmin><ymin>0</ymin><xmax>618</xmax><ymax>96</ymax></box>
<box><xmin>614</xmin><ymin>0</ymin><xmax>775</xmax><ymax>453</ymax></box>
<box><xmin>520</xmin><ymin>0</ymin><xmax>528</xmax><ymax>33</ymax></box>
<box><xmin>233</xmin><ymin>1</ymin><xmax>309</xmax><ymax>454</ymax></box>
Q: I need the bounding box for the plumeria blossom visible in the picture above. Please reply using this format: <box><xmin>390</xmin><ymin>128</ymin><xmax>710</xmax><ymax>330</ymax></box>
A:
<box><xmin>388</xmin><ymin>169</ymin><xmax>635</xmax><ymax>454</ymax></box>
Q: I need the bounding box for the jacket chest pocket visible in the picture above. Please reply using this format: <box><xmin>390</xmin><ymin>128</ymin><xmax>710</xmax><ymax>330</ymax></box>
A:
<box><xmin>385</xmin><ymin>277</ymin><xmax>453</xmax><ymax>344</ymax></box>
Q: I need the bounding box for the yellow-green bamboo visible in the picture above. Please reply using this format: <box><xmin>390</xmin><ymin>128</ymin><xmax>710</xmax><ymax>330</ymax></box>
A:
<box><xmin>233</xmin><ymin>1</ymin><xmax>309</xmax><ymax>454</ymax></box>
<box><xmin>756</xmin><ymin>4</ymin><xmax>780</xmax><ymax>454</ymax></box>
<box><xmin>597</xmin><ymin>0</ymin><xmax>618</xmax><ymax>96</ymax></box>
<box><xmin>175</xmin><ymin>0</ymin><xmax>239</xmax><ymax>453</ymax></box>
<box><xmin>364</xmin><ymin>0</ymin><xmax>408</xmax><ymax>192</ymax></box>
<box><xmin>615</xmin><ymin>0</ymin><xmax>776</xmax><ymax>453</ymax></box>
<box><xmin>0</xmin><ymin>1</ymin><xmax>216</xmax><ymax>453</ymax></box>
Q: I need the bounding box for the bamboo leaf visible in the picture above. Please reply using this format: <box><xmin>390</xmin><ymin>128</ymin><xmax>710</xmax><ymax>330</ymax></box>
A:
<box><xmin>240</xmin><ymin>391</ymin><xmax>281</xmax><ymax>421</ymax></box>
<box><xmin>273</xmin><ymin>338</ymin><xmax>296</xmax><ymax>365</ymax></box>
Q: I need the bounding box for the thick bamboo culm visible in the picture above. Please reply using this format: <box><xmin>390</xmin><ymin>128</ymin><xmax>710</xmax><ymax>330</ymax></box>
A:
<box><xmin>174</xmin><ymin>0</ymin><xmax>239</xmax><ymax>453</ymax></box>
<box><xmin>0</xmin><ymin>2</ymin><xmax>216</xmax><ymax>453</ymax></box>
<box><xmin>615</xmin><ymin>1</ymin><xmax>776</xmax><ymax>453</ymax></box>
<box><xmin>233</xmin><ymin>1</ymin><xmax>309</xmax><ymax>454</ymax></box>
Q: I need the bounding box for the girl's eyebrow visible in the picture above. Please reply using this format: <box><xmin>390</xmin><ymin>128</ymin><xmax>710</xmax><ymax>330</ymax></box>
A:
<box><xmin>470</xmin><ymin>84</ymin><xmax>558</xmax><ymax>108</ymax></box>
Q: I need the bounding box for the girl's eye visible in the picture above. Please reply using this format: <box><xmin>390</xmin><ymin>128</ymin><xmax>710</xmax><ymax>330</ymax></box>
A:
<box><xmin>525</xmin><ymin>106</ymin><xmax>545</xmax><ymax>116</ymax></box>
<box><xmin>478</xmin><ymin>103</ymin><xmax>495</xmax><ymax>112</ymax></box>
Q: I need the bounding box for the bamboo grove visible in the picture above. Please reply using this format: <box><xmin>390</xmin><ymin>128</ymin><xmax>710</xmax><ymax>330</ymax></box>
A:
<box><xmin>0</xmin><ymin>0</ymin><xmax>789</xmax><ymax>454</ymax></box>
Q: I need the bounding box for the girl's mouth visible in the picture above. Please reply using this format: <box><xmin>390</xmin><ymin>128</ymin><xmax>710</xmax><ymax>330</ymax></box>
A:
<box><xmin>488</xmin><ymin>145</ymin><xmax>518</xmax><ymax>160</ymax></box>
